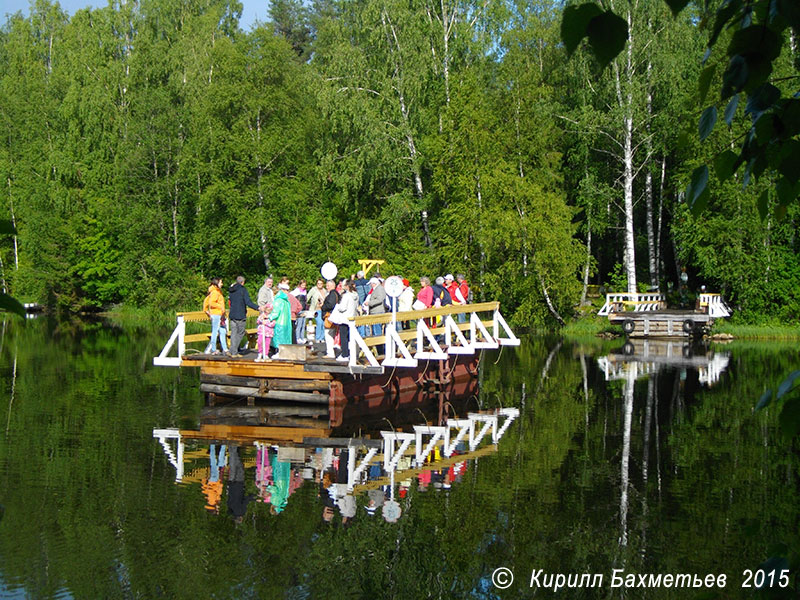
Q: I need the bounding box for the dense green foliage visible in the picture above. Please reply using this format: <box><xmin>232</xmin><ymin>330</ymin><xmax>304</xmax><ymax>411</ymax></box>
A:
<box><xmin>0</xmin><ymin>0</ymin><xmax>798</xmax><ymax>324</ymax></box>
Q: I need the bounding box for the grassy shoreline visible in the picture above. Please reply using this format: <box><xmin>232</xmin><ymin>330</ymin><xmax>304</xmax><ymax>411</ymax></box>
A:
<box><xmin>561</xmin><ymin>315</ymin><xmax>800</xmax><ymax>340</ymax></box>
<box><xmin>561</xmin><ymin>317</ymin><xmax>620</xmax><ymax>337</ymax></box>
<box><xmin>709</xmin><ymin>321</ymin><xmax>800</xmax><ymax>340</ymax></box>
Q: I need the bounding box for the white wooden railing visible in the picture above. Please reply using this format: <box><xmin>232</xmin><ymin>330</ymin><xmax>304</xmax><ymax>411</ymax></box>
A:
<box><xmin>697</xmin><ymin>293</ymin><xmax>732</xmax><ymax>318</ymax></box>
<box><xmin>598</xmin><ymin>293</ymin><xmax>666</xmax><ymax>316</ymax></box>
<box><xmin>153</xmin><ymin>301</ymin><xmax>520</xmax><ymax>370</ymax></box>
<box><xmin>346</xmin><ymin>302</ymin><xmax>519</xmax><ymax>370</ymax></box>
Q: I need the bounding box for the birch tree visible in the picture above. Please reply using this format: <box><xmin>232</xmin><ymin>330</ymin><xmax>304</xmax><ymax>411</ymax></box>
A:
<box><xmin>312</xmin><ymin>0</ymin><xmax>441</xmax><ymax>254</ymax></box>
<box><xmin>563</xmin><ymin>0</ymin><xmax>698</xmax><ymax>294</ymax></box>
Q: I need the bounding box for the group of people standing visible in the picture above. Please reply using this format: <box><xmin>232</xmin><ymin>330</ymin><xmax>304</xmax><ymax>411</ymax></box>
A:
<box><xmin>202</xmin><ymin>270</ymin><xmax>471</xmax><ymax>362</ymax></box>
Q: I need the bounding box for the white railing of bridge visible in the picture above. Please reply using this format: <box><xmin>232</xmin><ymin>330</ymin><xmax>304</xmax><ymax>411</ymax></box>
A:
<box><xmin>698</xmin><ymin>293</ymin><xmax>732</xmax><ymax>318</ymax></box>
<box><xmin>153</xmin><ymin>302</ymin><xmax>520</xmax><ymax>369</ymax></box>
<box><xmin>349</xmin><ymin>307</ymin><xmax>519</xmax><ymax>370</ymax></box>
<box><xmin>597</xmin><ymin>293</ymin><xmax>665</xmax><ymax>316</ymax></box>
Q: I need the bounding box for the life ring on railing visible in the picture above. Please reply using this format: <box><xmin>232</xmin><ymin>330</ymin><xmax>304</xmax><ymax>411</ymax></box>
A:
<box><xmin>622</xmin><ymin>319</ymin><xmax>635</xmax><ymax>335</ymax></box>
<box><xmin>683</xmin><ymin>319</ymin><xmax>695</xmax><ymax>334</ymax></box>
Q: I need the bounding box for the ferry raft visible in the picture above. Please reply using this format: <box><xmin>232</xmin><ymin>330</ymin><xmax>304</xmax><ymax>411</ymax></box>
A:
<box><xmin>153</xmin><ymin>302</ymin><xmax>520</xmax><ymax>428</ymax></box>
<box><xmin>598</xmin><ymin>292</ymin><xmax>731</xmax><ymax>338</ymax></box>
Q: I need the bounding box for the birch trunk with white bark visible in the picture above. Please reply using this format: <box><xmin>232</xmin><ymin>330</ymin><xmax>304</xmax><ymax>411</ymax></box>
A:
<box><xmin>645</xmin><ymin>62</ymin><xmax>657</xmax><ymax>289</ymax></box>
<box><xmin>382</xmin><ymin>10</ymin><xmax>431</xmax><ymax>247</ymax></box>
<box><xmin>612</xmin><ymin>6</ymin><xmax>637</xmax><ymax>295</ymax></box>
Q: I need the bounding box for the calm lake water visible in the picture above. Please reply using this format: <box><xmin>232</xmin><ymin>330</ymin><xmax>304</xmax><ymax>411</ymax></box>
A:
<box><xmin>0</xmin><ymin>317</ymin><xmax>797</xmax><ymax>599</ymax></box>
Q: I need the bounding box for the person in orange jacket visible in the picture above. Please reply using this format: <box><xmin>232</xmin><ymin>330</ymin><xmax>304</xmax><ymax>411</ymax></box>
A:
<box><xmin>203</xmin><ymin>278</ymin><xmax>228</xmax><ymax>354</ymax></box>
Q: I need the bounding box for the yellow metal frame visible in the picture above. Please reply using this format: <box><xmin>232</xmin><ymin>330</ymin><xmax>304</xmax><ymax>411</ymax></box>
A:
<box><xmin>357</xmin><ymin>259</ymin><xmax>385</xmax><ymax>277</ymax></box>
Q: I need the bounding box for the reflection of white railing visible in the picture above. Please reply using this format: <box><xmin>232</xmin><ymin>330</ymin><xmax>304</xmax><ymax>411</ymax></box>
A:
<box><xmin>153</xmin><ymin>428</ymin><xmax>184</xmax><ymax>480</ymax></box>
<box><xmin>698</xmin><ymin>353</ymin><xmax>731</xmax><ymax>386</ymax></box>
<box><xmin>597</xmin><ymin>357</ymin><xmax>660</xmax><ymax>381</ymax></box>
<box><xmin>598</xmin><ymin>350</ymin><xmax>731</xmax><ymax>386</ymax></box>
<box><xmin>152</xmin><ymin>407</ymin><xmax>521</xmax><ymax>487</ymax></box>
<box><xmin>354</xmin><ymin>408</ymin><xmax>519</xmax><ymax>490</ymax></box>
<box><xmin>698</xmin><ymin>294</ymin><xmax>732</xmax><ymax>318</ymax></box>
<box><xmin>598</xmin><ymin>293</ymin><xmax>665</xmax><ymax>316</ymax></box>
<box><xmin>153</xmin><ymin>302</ymin><xmax>520</xmax><ymax>369</ymax></box>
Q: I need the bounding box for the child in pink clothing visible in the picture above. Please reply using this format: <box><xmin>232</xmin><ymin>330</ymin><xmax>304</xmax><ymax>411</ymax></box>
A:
<box><xmin>256</xmin><ymin>303</ymin><xmax>275</xmax><ymax>361</ymax></box>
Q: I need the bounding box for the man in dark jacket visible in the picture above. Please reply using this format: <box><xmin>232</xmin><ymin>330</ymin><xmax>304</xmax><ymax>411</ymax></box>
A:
<box><xmin>354</xmin><ymin>271</ymin><xmax>370</xmax><ymax>337</ymax></box>
<box><xmin>431</xmin><ymin>276</ymin><xmax>453</xmax><ymax>306</ymax></box>
<box><xmin>321</xmin><ymin>280</ymin><xmax>340</xmax><ymax>358</ymax></box>
<box><xmin>228</xmin><ymin>276</ymin><xmax>259</xmax><ymax>356</ymax></box>
<box><xmin>226</xmin><ymin>445</ymin><xmax>254</xmax><ymax>524</ymax></box>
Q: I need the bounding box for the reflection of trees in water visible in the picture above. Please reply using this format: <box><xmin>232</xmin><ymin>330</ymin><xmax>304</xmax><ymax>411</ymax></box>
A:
<box><xmin>0</xmin><ymin>321</ymin><xmax>797</xmax><ymax>598</ymax></box>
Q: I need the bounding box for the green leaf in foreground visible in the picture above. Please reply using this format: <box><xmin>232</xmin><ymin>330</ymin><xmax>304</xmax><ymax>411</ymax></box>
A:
<box><xmin>586</xmin><ymin>11</ymin><xmax>628</xmax><ymax>67</ymax></box>
<box><xmin>699</xmin><ymin>65</ymin><xmax>716</xmax><ymax>105</ymax></box>
<box><xmin>686</xmin><ymin>165</ymin><xmax>710</xmax><ymax>215</ymax></box>
<box><xmin>0</xmin><ymin>220</ymin><xmax>16</xmax><ymax>235</ymax></box>
<box><xmin>776</xmin><ymin>370</ymin><xmax>800</xmax><ymax>399</ymax></box>
<box><xmin>745</xmin><ymin>83</ymin><xmax>780</xmax><ymax>118</ymax></box>
<box><xmin>699</xmin><ymin>106</ymin><xmax>717</xmax><ymax>141</ymax></box>
<box><xmin>779</xmin><ymin>396</ymin><xmax>800</xmax><ymax>440</ymax></box>
<box><xmin>723</xmin><ymin>94</ymin><xmax>739</xmax><ymax>126</ymax></box>
<box><xmin>561</xmin><ymin>3</ymin><xmax>602</xmax><ymax>56</ymax></box>
<box><xmin>754</xmin><ymin>389</ymin><xmax>773</xmax><ymax>412</ymax></box>
<box><xmin>714</xmin><ymin>150</ymin><xmax>738</xmax><ymax>181</ymax></box>
<box><xmin>0</xmin><ymin>293</ymin><xmax>26</xmax><ymax>318</ymax></box>
<box><xmin>664</xmin><ymin>0</ymin><xmax>690</xmax><ymax>17</ymax></box>
<box><xmin>757</xmin><ymin>189</ymin><xmax>770</xmax><ymax>220</ymax></box>
<box><xmin>776</xmin><ymin>177</ymin><xmax>799</xmax><ymax>207</ymax></box>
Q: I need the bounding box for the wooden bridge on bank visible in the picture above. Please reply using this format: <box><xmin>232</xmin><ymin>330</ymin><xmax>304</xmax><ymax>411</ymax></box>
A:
<box><xmin>598</xmin><ymin>292</ymin><xmax>731</xmax><ymax>338</ymax></box>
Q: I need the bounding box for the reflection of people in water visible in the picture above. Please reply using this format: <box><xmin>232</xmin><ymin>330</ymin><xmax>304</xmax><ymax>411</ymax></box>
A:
<box><xmin>227</xmin><ymin>445</ymin><xmax>254</xmax><ymax>523</ymax></box>
<box><xmin>320</xmin><ymin>468</ymin><xmax>336</xmax><ymax>524</ymax></box>
<box><xmin>266</xmin><ymin>452</ymin><xmax>292</xmax><ymax>514</ymax></box>
<box><xmin>366</xmin><ymin>488</ymin><xmax>385</xmax><ymax>516</ymax></box>
<box><xmin>331</xmin><ymin>449</ymin><xmax>358</xmax><ymax>527</ymax></box>
<box><xmin>256</xmin><ymin>445</ymin><xmax>273</xmax><ymax>504</ymax></box>
<box><xmin>202</xmin><ymin>444</ymin><xmax>226</xmax><ymax>513</ymax></box>
<box><xmin>339</xmin><ymin>493</ymin><xmax>356</xmax><ymax>527</ymax></box>
<box><xmin>319</xmin><ymin>449</ymin><xmax>358</xmax><ymax>526</ymax></box>
<box><xmin>256</xmin><ymin>445</ymin><xmax>307</xmax><ymax>514</ymax></box>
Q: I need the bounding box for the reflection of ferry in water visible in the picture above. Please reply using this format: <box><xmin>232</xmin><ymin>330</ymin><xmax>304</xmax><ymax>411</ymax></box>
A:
<box><xmin>154</xmin><ymin>390</ymin><xmax>519</xmax><ymax>523</ymax></box>
<box><xmin>597</xmin><ymin>339</ymin><xmax>730</xmax><ymax>386</ymax></box>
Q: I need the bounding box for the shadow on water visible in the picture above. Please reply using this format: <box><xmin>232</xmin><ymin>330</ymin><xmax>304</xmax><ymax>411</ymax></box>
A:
<box><xmin>0</xmin><ymin>317</ymin><xmax>797</xmax><ymax>598</ymax></box>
